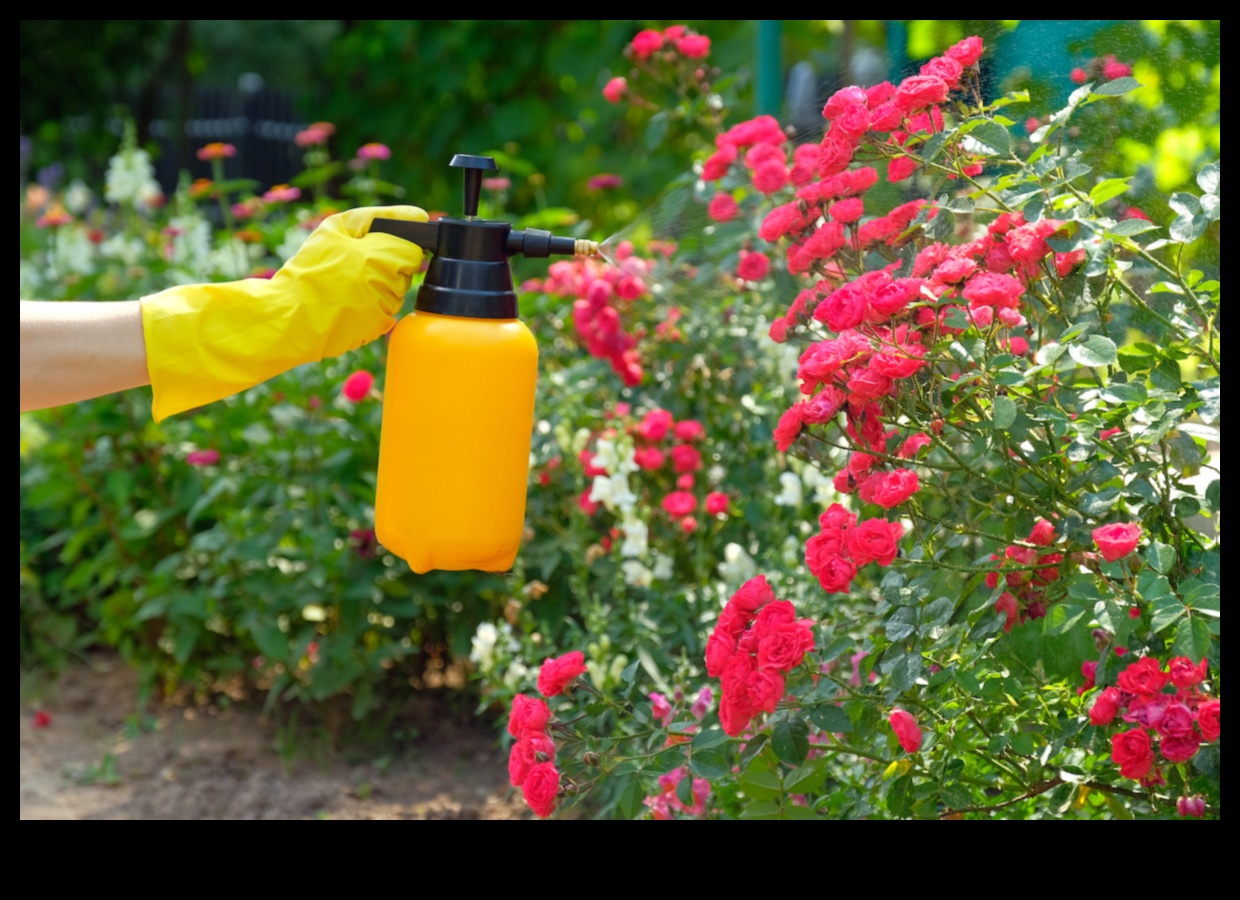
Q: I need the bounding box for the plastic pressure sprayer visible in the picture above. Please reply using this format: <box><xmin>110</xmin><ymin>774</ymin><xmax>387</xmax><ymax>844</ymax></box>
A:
<box><xmin>368</xmin><ymin>154</ymin><xmax>599</xmax><ymax>574</ymax></box>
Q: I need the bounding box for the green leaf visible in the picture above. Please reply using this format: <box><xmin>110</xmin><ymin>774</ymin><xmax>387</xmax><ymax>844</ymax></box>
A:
<box><xmin>1091</xmin><ymin>76</ymin><xmax>1141</xmax><ymax>96</ymax></box>
<box><xmin>1144</xmin><ymin>541</ymin><xmax>1176</xmax><ymax>575</ymax></box>
<box><xmin>1100</xmin><ymin>382</ymin><xmax>1147</xmax><ymax>404</ymax></box>
<box><xmin>784</xmin><ymin>760</ymin><xmax>826</xmax><ymax>794</ymax></box>
<box><xmin>1043</xmin><ymin>603</ymin><xmax>1087</xmax><ymax>636</ymax></box>
<box><xmin>771</xmin><ymin>718</ymin><xmax>810</xmax><ymax>766</ymax></box>
<box><xmin>1197</xmin><ymin>160</ymin><xmax>1220</xmax><ymax>195</ymax></box>
<box><xmin>782</xmin><ymin>803</ymin><xmax>819</xmax><ymax>820</ymax></box>
<box><xmin>1009</xmin><ymin>732</ymin><xmax>1037</xmax><ymax>755</ymax></box>
<box><xmin>1169</xmin><ymin>192</ymin><xmax>1202</xmax><ymax>217</ymax></box>
<box><xmin>1108</xmin><ymin>218</ymin><xmax>1160</xmax><ymax>237</ymax></box>
<box><xmin>1172</xmin><ymin>617</ymin><xmax>1211</xmax><ymax>661</ymax></box>
<box><xmin>645</xmin><ymin>111</ymin><xmax>670</xmax><ymax>150</ymax></box>
<box><xmin>737</xmin><ymin>799</ymin><xmax>782</xmax><ymax>819</ymax></box>
<box><xmin>966</xmin><ymin>120</ymin><xmax>1011</xmax><ymax>156</ymax></box>
<box><xmin>887</xmin><ymin>774</ymin><xmax>914</xmax><ymax>818</ymax></box>
<box><xmin>991</xmin><ymin>395</ymin><xmax>1017</xmax><ymax>429</ymax></box>
<box><xmin>689</xmin><ymin>749</ymin><xmax>731</xmax><ymax>781</ymax></box>
<box><xmin>1089</xmin><ymin>177</ymin><xmax>1130</xmax><ymax>205</ymax></box>
<box><xmin>738</xmin><ymin>768</ymin><xmax>781</xmax><ymax>802</ymax></box>
<box><xmin>1170</xmin><ymin>213</ymin><xmax>1209</xmax><ymax>244</ymax></box>
<box><xmin>886</xmin><ymin>606</ymin><xmax>919</xmax><ymax>641</ymax></box>
<box><xmin>616</xmin><ymin>775</ymin><xmax>644</xmax><ymax>819</ymax></box>
<box><xmin>1068</xmin><ymin>334</ymin><xmax>1118</xmax><ymax>368</ymax></box>
<box><xmin>738</xmin><ymin>733</ymin><xmax>767</xmax><ymax>771</ymax></box>
<box><xmin>1149</xmin><ymin>597</ymin><xmax>1185</xmax><ymax>634</ymax></box>
<box><xmin>676</xmin><ymin>772</ymin><xmax>695</xmax><ymax>806</ymax></box>
<box><xmin>808</xmin><ymin>704</ymin><xmax>852</xmax><ymax>734</ymax></box>
<box><xmin>922</xmin><ymin>597</ymin><xmax>955</xmax><ymax>629</ymax></box>
<box><xmin>691</xmin><ymin>728</ymin><xmax>730</xmax><ymax>751</ymax></box>
<box><xmin>1079</xmin><ymin>487</ymin><xmax>1121</xmax><ymax>516</ymax></box>
<box><xmin>882</xmin><ymin>650</ymin><xmax>924</xmax><ymax>693</ymax></box>
<box><xmin>1151</xmin><ymin>358</ymin><xmax>1182</xmax><ymax>391</ymax></box>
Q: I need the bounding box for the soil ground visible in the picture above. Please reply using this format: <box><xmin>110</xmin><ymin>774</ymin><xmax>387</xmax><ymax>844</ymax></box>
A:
<box><xmin>19</xmin><ymin>655</ymin><xmax>528</xmax><ymax>820</ymax></box>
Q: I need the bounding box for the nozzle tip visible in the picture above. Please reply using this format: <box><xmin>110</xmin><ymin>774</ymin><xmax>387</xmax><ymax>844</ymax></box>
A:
<box><xmin>575</xmin><ymin>239</ymin><xmax>601</xmax><ymax>257</ymax></box>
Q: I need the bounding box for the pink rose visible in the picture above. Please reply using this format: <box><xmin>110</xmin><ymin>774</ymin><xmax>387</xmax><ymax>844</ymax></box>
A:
<box><xmin>673</xmin><ymin>419</ymin><xmax>705</xmax><ymax>441</ymax></box>
<box><xmin>1177</xmin><ymin>795</ymin><xmax>1206</xmax><ymax>818</ymax></box>
<box><xmin>507</xmin><ymin>693</ymin><xmax>551</xmax><ymax>738</ymax></box>
<box><xmin>603</xmin><ymin>76</ymin><xmax>627</xmax><ymax>104</ymax></box>
<box><xmin>187</xmin><ymin>449</ymin><xmax>220</xmax><ymax>467</ymax></box>
<box><xmin>1159</xmin><ymin>733</ymin><xmax>1201</xmax><ymax>764</ymax></box>
<box><xmin>1089</xmin><ymin>686</ymin><xmax>1123</xmax><ymax>725</ymax></box>
<box><xmin>705</xmin><ymin>491</ymin><xmax>730</xmax><ymax>516</ymax></box>
<box><xmin>630</xmin><ymin>29</ymin><xmax>663</xmax><ymax>61</ymax></box>
<box><xmin>995</xmin><ymin>591</ymin><xmax>1019</xmax><ymax>632</ymax></box>
<box><xmin>1116</xmin><ymin>656</ymin><xmax>1167</xmax><ymax>698</ymax></box>
<box><xmin>1028</xmin><ymin>518</ymin><xmax>1057</xmax><ymax>546</ymax></box>
<box><xmin>639</xmin><ymin>408</ymin><xmax>674</xmax><ymax>442</ymax></box>
<box><xmin>846</xmin><ymin>518</ymin><xmax>904</xmax><ymax>567</ymax></box>
<box><xmin>521</xmin><ymin>762</ymin><xmax>561</xmax><ymax>818</ymax></box>
<box><xmin>861</xmin><ymin>468</ymin><xmax>920</xmax><ymax>509</ymax></box>
<box><xmin>1167</xmin><ymin>656</ymin><xmax>1207</xmax><ymax>689</ymax></box>
<box><xmin>945</xmin><ymin>36</ymin><xmax>984</xmax><ymax>66</ymax></box>
<box><xmin>829</xmin><ymin>197</ymin><xmax>864</xmax><ymax>224</ymax></box>
<box><xmin>661</xmin><ymin>490</ymin><xmax>697</xmax><ymax>518</ymax></box>
<box><xmin>889</xmin><ymin>709</ymin><xmax>922</xmax><ymax>753</ymax></box>
<box><xmin>537</xmin><ymin>651</ymin><xmax>587</xmax><ymax>697</ymax></box>
<box><xmin>1092</xmin><ymin>522</ymin><xmax>1142</xmax><ymax>562</ymax></box>
<box><xmin>671</xmin><ymin>444</ymin><xmax>703</xmax><ymax>473</ymax></box>
<box><xmin>676</xmin><ymin>35</ymin><xmax>711</xmax><ymax>59</ymax></box>
<box><xmin>1196</xmin><ymin>700</ymin><xmax>1220</xmax><ymax>742</ymax></box>
<box><xmin>1110</xmin><ymin>728</ymin><xmax>1154</xmax><ymax>780</ymax></box>
<box><xmin>708</xmin><ymin>193</ymin><xmax>739</xmax><ymax>222</ymax></box>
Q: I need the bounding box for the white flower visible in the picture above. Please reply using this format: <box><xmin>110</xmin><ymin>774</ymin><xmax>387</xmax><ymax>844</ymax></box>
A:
<box><xmin>621</xmin><ymin>560</ymin><xmax>654</xmax><ymax>588</ymax></box>
<box><xmin>167</xmin><ymin>214</ymin><xmax>212</xmax><ymax>275</ymax></box>
<box><xmin>51</xmin><ymin>226</ymin><xmax>95</xmax><ymax>275</ymax></box>
<box><xmin>708</xmin><ymin>464</ymin><xmax>726</xmax><ymax>485</ymax></box>
<box><xmin>774</xmin><ymin>470</ymin><xmax>803</xmax><ymax>507</ymax></box>
<box><xmin>209</xmin><ymin>239</ymin><xmax>258</xmax><ymax>280</ymax></box>
<box><xmin>19</xmin><ymin>260</ymin><xmax>42</xmax><ymax>298</ymax></box>
<box><xmin>104</xmin><ymin>145</ymin><xmax>160</xmax><ymax>208</ymax></box>
<box><xmin>590</xmin><ymin>472</ymin><xmax>636</xmax><ymax>513</ymax></box>
<box><xmin>652</xmin><ymin>553</ymin><xmax>674</xmax><ymax>580</ymax></box>
<box><xmin>470</xmin><ymin>622</ymin><xmax>501</xmax><ymax>669</ymax></box>
<box><xmin>619</xmin><ymin>516</ymin><xmax>648</xmax><ymax>558</ymax></box>
<box><xmin>99</xmin><ymin>233</ymin><xmax>146</xmax><ymax>266</ymax></box>
<box><xmin>782</xmin><ymin>534</ymin><xmax>802</xmax><ymax>567</ymax></box>
<box><xmin>593</xmin><ymin>437</ymin><xmax>639</xmax><ymax>476</ymax></box>
<box><xmin>718</xmin><ymin>542</ymin><xmax>757</xmax><ymax>585</ymax></box>
<box><xmin>275</xmin><ymin>226</ymin><xmax>309</xmax><ymax>262</ymax></box>
<box><xmin>64</xmin><ymin>179</ymin><xmax>92</xmax><ymax>215</ymax></box>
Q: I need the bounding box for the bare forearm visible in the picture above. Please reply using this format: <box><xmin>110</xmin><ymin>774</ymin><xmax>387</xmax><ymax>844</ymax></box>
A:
<box><xmin>20</xmin><ymin>300</ymin><xmax>150</xmax><ymax>413</ymax></box>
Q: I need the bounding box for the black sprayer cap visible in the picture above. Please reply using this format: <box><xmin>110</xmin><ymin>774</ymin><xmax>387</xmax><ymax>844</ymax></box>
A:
<box><xmin>367</xmin><ymin>153</ymin><xmax>590</xmax><ymax>319</ymax></box>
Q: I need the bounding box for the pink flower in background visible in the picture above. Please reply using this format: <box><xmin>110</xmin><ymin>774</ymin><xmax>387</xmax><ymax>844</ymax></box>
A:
<box><xmin>603</xmin><ymin>76</ymin><xmax>628</xmax><ymax>104</ymax></box>
<box><xmin>661</xmin><ymin>491</ymin><xmax>697</xmax><ymax>517</ymax></box>
<box><xmin>588</xmin><ymin>173</ymin><xmax>623</xmax><ymax>190</ymax></box>
<box><xmin>737</xmin><ymin>250</ymin><xmax>770</xmax><ymax>282</ymax></box>
<box><xmin>705</xmin><ymin>492</ymin><xmax>730</xmax><ymax>516</ymax></box>
<box><xmin>639</xmin><ymin>408</ymin><xmax>674</xmax><ymax>442</ymax></box>
<box><xmin>649</xmin><ymin>692</ymin><xmax>674</xmax><ymax>726</ymax></box>
<box><xmin>673</xmin><ymin>419</ymin><xmax>705</xmax><ymax>441</ymax></box>
<box><xmin>1070</xmin><ymin>67</ymin><xmax>1088</xmax><ymax>84</ymax></box>
<box><xmin>481</xmin><ymin>177</ymin><xmax>511</xmax><ymax>191</ymax></box>
<box><xmin>262</xmin><ymin>184</ymin><xmax>301</xmax><ymax>203</ymax></box>
<box><xmin>196</xmin><ymin>142</ymin><xmax>236</xmax><ymax>161</ymax></box>
<box><xmin>1102</xmin><ymin>55</ymin><xmax>1132</xmax><ymax>80</ymax></box>
<box><xmin>35</xmin><ymin>204</ymin><xmax>73</xmax><ymax>228</ymax></box>
<box><xmin>187</xmin><ymin>449</ymin><xmax>220</xmax><ymax>467</ymax></box>
<box><xmin>295</xmin><ymin>122</ymin><xmax>335</xmax><ymax>146</ymax></box>
<box><xmin>342</xmin><ymin>370</ymin><xmax>375</xmax><ymax>402</ymax></box>
<box><xmin>1177</xmin><ymin>795</ymin><xmax>1206</xmax><ymax>818</ymax></box>
<box><xmin>630</xmin><ymin>29</ymin><xmax>664</xmax><ymax>60</ymax></box>
<box><xmin>708</xmin><ymin>193</ymin><xmax>739</xmax><ymax>222</ymax></box>
<box><xmin>676</xmin><ymin>35</ymin><xmax>711</xmax><ymax>59</ymax></box>
<box><xmin>356</xmin><ymin>142</ymin><xmax>391</xmax><ymax>161</ymax></box>
<box><xmin>1092</xmin><ymin>522</ymin><xmax>1141</xmax><ymax>561</ymax></box>
<box><xmin>690</xmin><ymin>687</ymin><xmax>713</xmax><ymax>719</ymax></box>
<box><xmin>32</xmin><ymin>710</ymin><xmax>52</xmax><ymax>729</ymax></box>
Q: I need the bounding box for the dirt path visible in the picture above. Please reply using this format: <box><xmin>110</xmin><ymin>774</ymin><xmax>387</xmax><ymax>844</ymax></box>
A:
<box><xmin>20</xmin><ymin>656</ymin><xmax>528</xmax><ymax>820</ymax></box>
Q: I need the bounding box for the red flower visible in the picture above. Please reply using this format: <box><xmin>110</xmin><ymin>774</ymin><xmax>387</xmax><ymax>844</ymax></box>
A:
<box><xmin>342</xmin><ymin>370</ymin><xmax>375</xmax><ymax>402</ymax></box>
<box><xmin>507</xmin><ymin>693</ymin><xmax>551</xmax><ymax>738</ymax></box>
<box><xmin>829</xmin><ymin>197</ymin><xmax>864</xmax><ymax>224</ymax></box>
<box><xmin>1102</xmin><ymin>56</ymin><xmax>1132</xmax><ymax>80</ymax></box>
<box><xmin>357</xmin><ymin>142</ymin><xmax>391</xmax><ymax>161</ymax></box>
<box><xmin>638</xmin><ymin>408</ymin><xmax>674</xmax><ymax>442</ymax></box>
<box><xmin>1167</xmin><ymin>656</ymin><xmax>1207</xmax><ymax>688</ymax></box>
<box><xmin>1028</xmin><ymin>518</ymin><xmax>1057</xmax><ymax>546</ymax></box>
<box><xmin>1177</xmin><ymin>795</ymin><xmax>1206</xmax><ymax>818</ymax></box>
<box><xmin>847</xmin><ymin>518</ymin><xmax>904</xmax><ymax>567</ymax></box>
<box><xmin>537</xmin><ymin>651</ymin><xmax>587</xmax><ymax>697</ymax></box>
<box><xmin>705</xmin><ymin>491</ymin><xmax>729</xmax><ymax>516</ymax></box>
<box><xmin>945</xmin><ymin>36</ymin><xmax>984</xmax><ymax>67</ymax></box>
<box><xmin>661</xmin><ymin>491</ymin><xmax>697</xmax><ymax>518</ymax></box>
<box><xmin>995</xmin><ymin>592</ymin><xmax>1019</xmax><ymax>632</ymax></box>
<box><xmin>630</xmin><ymin>29</ymin><xmax>664</xmax><ymax>60</ymax></box>
<box><xmin>1117</xmin><ymin>656</ymin><xmax>1167</xmax><ymax>698</ymax></box>
<box><xmin>737</xmin><ymin>250</ymin><xmax>771</xmax><ymax>282</ymax></box>
<box><xmin>676</xmin><ymin>35</ymin><xmax>711</xmax><ymax>58</ymax></box>
<box><xmin>1197</xmin><ymin>700</ymin><xmax>1220</xmax><ymax>741</ymax></box>
<box><xmin>1110</xmin><ymin>728</ymin><xmax>1154</xmax><ymax>780</ymax></box>
<box><xmin>603</xmin><ymin>76</ymin><xmax>627</xmax><ymax>104</ymax></box>
<box><xmin>708</xmin><ymin>193</ymin><xmax>739</xmax><ymax>222</ymax></box>
<box><xmin>1070</xmin><ymin>67</ymin><xmax>1088</xmax><ymax>84</ymax></box>
<box><xmin>521</xmin><ymin>762</ymin><xmax>561</xmax><ymax>817</ymax></box>
<box><xmin>1092</xmin><ymin>522</ymin><xmax>1141</xmax><ymax>562</ymax></box>
<box><xmin>889</xmin><ymin>709</ymin><xmax>922</xmax><ymax>753</ymax></box>
<box><xmin>673</xmin><ymin>419</ymin><xmax>705</xmax><ymax>441</ymax></box>
<box><xmin>860</xmin><ymin>468</ymin><xmax>920</xmax><ymax>509</ymax></box>
<box><xmin>671</xmin><ymin>444</ymin><xmax>702</xmax><ymax>473</ymax></box>
<box><xmin>634</xmin><ymin>447</ymin><xmax>665</xmax><ymax>470</ymax></box>
<box><xmin>32</xmin><ymin>710</ymin><xmax>52</xmax><ymax>729</ymax></box>
<box><xmin>1089</xmin><ymin>686</ymin><xmax>1122</xmax><ymax>725</ymax></box>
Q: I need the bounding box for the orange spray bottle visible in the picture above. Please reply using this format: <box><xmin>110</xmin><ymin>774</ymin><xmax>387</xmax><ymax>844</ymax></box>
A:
<box><xmin>368</xmin><ymin>154</ymin><xmax>597</xmax><ymax>573</ymax></box>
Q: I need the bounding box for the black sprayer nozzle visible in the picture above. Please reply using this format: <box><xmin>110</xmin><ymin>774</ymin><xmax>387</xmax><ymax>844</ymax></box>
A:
<box><xmin>450</xmin><ymin>153</ymin><xmax>498</xmax><ymax>217</ymax></box>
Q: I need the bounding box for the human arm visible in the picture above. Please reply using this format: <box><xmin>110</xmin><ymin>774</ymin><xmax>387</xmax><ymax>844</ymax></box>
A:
<box><xmin>20</xmin><ymin>299</ymin><xmax>150</xmax><ymax>413</ymax></box>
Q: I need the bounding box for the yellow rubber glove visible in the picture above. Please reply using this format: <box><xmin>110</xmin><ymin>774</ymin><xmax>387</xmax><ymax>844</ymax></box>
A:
<box><xmin>140</xmin><ymin>205</ymin><xmax>427</xmax><ymax>422</ymax></box>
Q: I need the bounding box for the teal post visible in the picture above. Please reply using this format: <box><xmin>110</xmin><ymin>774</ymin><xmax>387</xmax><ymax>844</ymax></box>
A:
<box><xmin>756</xmin><ymin>20</ymin><xmax>782</xmax><ymax>117</ymax></box>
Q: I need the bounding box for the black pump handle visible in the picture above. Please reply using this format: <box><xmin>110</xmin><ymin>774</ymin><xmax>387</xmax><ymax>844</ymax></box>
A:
<box><xmin>368</xmin><ymin>218</ymin><xmax>440</xmax><ymax>254</ymax></box>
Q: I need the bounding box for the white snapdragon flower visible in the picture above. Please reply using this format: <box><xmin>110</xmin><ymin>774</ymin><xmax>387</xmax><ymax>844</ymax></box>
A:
<box><xmin>167</xmin><ymin>214</ymin><xmax>212</xmax><ymax>275</ymax></box>
<box><xmin>51</xmin><ymin>226</ymin><xmax>95</xmax><ymax>275</ymax></box>
<box><xmin>104</xmin><ymin>145</ymin><xmax>160</xmax><ymax>208</ymax></box>
<box><xmin>619</xmin><ymin>515</ymin><xmax>648</xmax><ymax>558</ymax></box>
<box><xmin>99</xmin><ymin>233</ymin><xmax>147</xmax><ymax>266</ymax></box>
<box><xmin>621</xmin><ymin>560</ymin><xmax>654</xmax><ymax>588</ymax></box>
<box><xmin>470</xmin><ymin>622</ymin><xmax>501</xmax><ymax>670</ymax></box>
<box><xmin>652</xmin><ymin>553</ymin><xmax>674</xmax><ymax>580</ymax></box>
<box><xmin>782</xmin><ymin>534</ymin><xmax>802</xmax><ymax>567</ymax></box>
<box><xmin>718</xmin><ymin>542</ymin><xmax>757</xmax><ymax>585</ymax></box>
<box><xmin>773</xmin><ymin>470</ymin><xmax>803</xmax><ymax>507</ymax></box>
<box><xmin>64</xmin><ymin>179</ymin><xmax>92</xmax><ymax>215</ymax></box>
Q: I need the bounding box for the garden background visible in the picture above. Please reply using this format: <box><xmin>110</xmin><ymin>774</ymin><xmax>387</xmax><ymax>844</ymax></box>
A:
<box><xmin>20</xmin><ymin>20</ymin><xmax>1220</xmax><ymax>819</ymax></box>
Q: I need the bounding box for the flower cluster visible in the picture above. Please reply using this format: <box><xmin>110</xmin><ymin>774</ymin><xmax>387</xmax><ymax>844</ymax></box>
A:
<box><xmin>578</xmin><ymin>405</ymin><xmax>728</xmax><ymax>586</ymax></box>
<box><xmin>985</xmin><ymin>518</ymin><xmax>1064</xmax><ymax>631</ymax></box>
<box><xmin>1089</xmin><ymin>655</ymin><xmax>1219</xmax><ymax>783</ymax></box>
<box><xmin>537</xmin><ymin>241</ymin><xmax>658</xmax><ymax>386</ymax></box>
<box><xmin>705</xmin><ymin>575</ymin><xmax>814</xmax><ymax>735</ymax></box>
<box><xmin>644</xmin><ymin>767</ymin><xmax>712</xmax><ymax>819</ymax></box>
<box><xmin>804</xmin><ymin>502</ymin><xmax>905</xmax><ymax>595</ymax></box>
<box><xmin>506</xmin><ymin>693</ymin><xmax>561</xmax><ymax>817</ymax></box>
<box><xmin>626</xmin><ymin>24</ymin><xmax>711</xmax><ymax>65</ymax></box>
